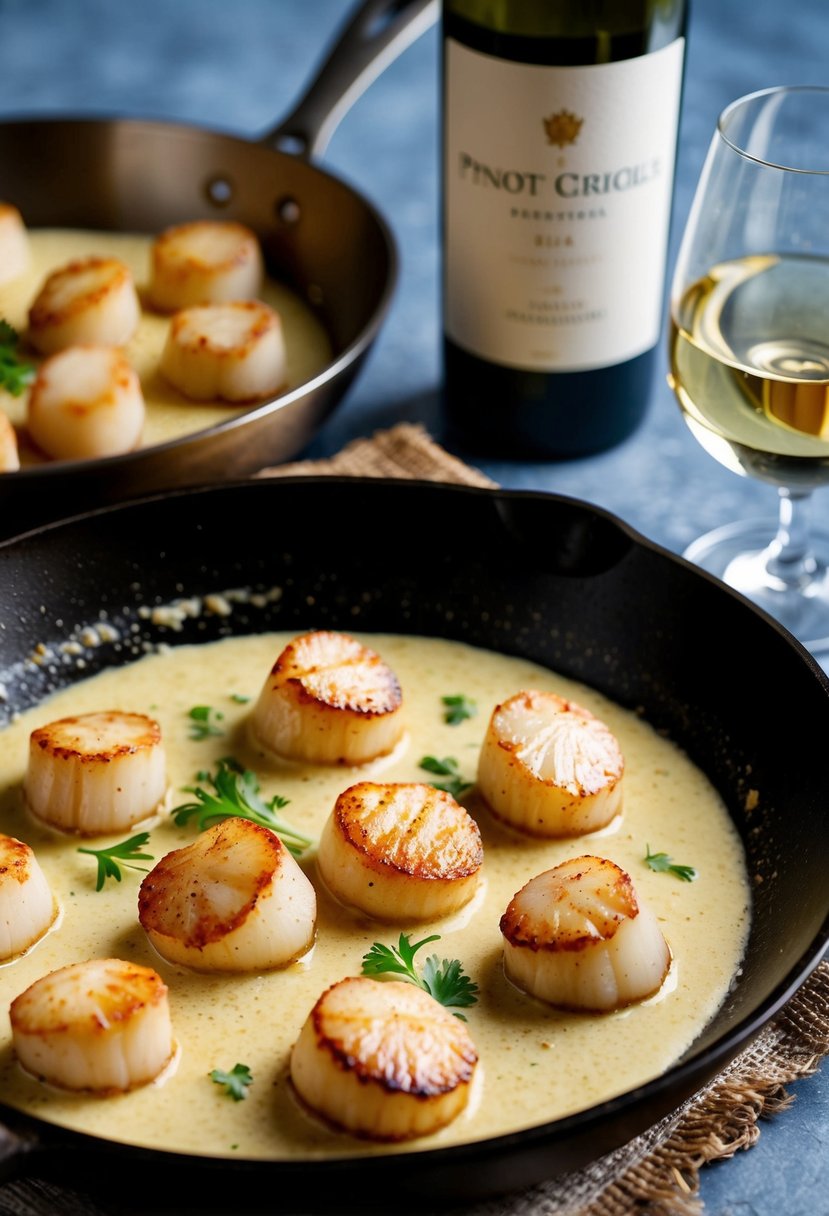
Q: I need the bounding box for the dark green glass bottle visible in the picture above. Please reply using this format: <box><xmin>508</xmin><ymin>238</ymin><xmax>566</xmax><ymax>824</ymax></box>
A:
<box><xmin>442</xmin><ymin>0</ymin><xmax>688</xmax><ymax>458</ymax></box>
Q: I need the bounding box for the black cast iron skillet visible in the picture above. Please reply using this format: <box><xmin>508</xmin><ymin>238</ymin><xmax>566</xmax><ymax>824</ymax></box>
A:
<box><xmin>0</xmin><ymin>478</ymin><xmax>827</xmax><ymax>1214</ymax></box>
<box><xmin>0</xmin><ymin>0</ymin><xmax>437</xmax><ymax>539</ymax></box>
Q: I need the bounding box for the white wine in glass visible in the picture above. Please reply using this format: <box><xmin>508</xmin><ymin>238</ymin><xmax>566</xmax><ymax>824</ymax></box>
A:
<box><xmin>669</xmin><ymin>85</ymin><xmax>829</xmax><ymax>656</ymax></box>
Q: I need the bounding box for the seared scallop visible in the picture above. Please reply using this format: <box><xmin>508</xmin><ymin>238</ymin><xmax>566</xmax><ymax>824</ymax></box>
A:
<box><xmin>10</xmin><ymin>957</ymin><xmax>174</xmax><ymax>1093</ymax></box>
<box><xmin>0</xmin><ymin>203</ymin><xmax>29</xmax><ymax>285</ymax></box>
<box><xmin>250</xmin><ymin>631</ymin><xmax>404</xmax><ymax>765</ymax></box>
<box><xmin>317</xmin><ymin>781</ymin><xmax>483</xmax><ymax>921</ymax></box>
<box><xmin>159</xmin><ymin>300</ymin><xmax>286</xmax><ymax>402</ymax></box>
<box><xmin>24</xmin><ymin>710</ymin><xmax>167</xmax><ymax>836</ymax></box>
<box><xmin>0</xmin><ymin>834</ymin><xmax>56</xmax><ymax>961</ymax></box>
<box><xmin>500</xmin><ymin>856</ymin><xmax>671</xmax><ymax>1011</ymax></box>
<box><xmin>290</xmin><ymin>976</ymin><xmax>478</xmax><ymax>1140</ymax></box>
<box><xmin>0</xmin><ymin>410</ymin><xmax>20</xmax><ymax>472</ymax></box>
<box><xmin>148</xmin><ymin>219</ymin><xmax>264</xmax><ymax>312</ymax></box>
<box><xmin>27</xmin><ymin>345</ymin><xmax>145</xmax><ymax>461</ymax></box>
<box><xmin>138</xmin><ymin>818</ymin><xmax>316</xmax><ymax>972</ymax></box>
<box><xmin>27</xmin><ymin>256</ymin><xmax>140</xmax><ymax>355</ymax></box>
<box><xmin>477</xmin><ymin>690</ymin><xmax>624</xmax><ymax>837</ymax></box>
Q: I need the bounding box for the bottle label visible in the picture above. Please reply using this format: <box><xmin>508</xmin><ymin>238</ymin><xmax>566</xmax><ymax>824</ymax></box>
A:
<box><xmin>444</xmin><ymin>37</ymin><xmax>685</xmax><ymax>372</ymax></box>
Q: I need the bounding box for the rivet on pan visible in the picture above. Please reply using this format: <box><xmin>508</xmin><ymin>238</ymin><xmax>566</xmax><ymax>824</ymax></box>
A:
<box><xmin>277</xmin><ymin>197</ymin><xmax>301</xmax><ymax>224</ymax></box>
<box><xmin>275</xmin><ymin>133</ymin><xmax>307</xmax><ymax>157</ymax></box>
<box><xmin>205</xmin><ymin>176</ymin><xmax>234</xmax><ymax>206</ymax></box>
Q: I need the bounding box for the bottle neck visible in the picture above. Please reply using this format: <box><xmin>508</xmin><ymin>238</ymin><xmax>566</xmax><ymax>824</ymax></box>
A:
<box><xmin>443</xmin><ymin>2</ymin><xmax>687</xmax><ymax>66</ymax></box>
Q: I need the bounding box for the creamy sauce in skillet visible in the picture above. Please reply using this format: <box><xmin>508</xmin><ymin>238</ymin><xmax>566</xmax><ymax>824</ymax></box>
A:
<box><xmin>0</xmin><ymin>230</ymin><xmax>333</xmax><ymax>467</ymax></box>
<box><xmin>0</xmin><ymin>633</ymin><xmax>750</xmax><ymax>1159</ymax></box>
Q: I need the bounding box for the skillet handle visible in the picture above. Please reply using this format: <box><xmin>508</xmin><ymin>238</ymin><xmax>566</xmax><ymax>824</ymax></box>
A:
<box><xmin>262</xmin><ymin>0</ymin><xmax>437</xmax><ymax>160</ymax></box>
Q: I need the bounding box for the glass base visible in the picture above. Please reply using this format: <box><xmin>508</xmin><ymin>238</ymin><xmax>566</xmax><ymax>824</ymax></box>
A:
<box><xmin>684</xmin><ymin>518</ymin><xmax>829</xmax><ymax>658</ymax></box>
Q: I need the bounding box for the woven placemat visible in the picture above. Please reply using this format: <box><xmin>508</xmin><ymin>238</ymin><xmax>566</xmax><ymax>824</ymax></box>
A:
<box><xmin>2</xmin><ymin>423</ymin><xmax>827</xmax><ymax>1216</ymax></box>
<box><xmin>257</xmin><ymin>421</ymin><xmax>497</xmax><ymax>488</ymax></box>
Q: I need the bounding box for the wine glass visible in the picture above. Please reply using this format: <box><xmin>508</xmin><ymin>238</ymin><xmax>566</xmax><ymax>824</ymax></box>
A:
<box><xmin>669</xmin><ymin>85</ymin><xmax>829</xmax><ymax>657</ymax></box>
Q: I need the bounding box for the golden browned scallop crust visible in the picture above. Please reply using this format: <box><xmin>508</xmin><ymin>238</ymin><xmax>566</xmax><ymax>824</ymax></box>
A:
<box><xmin>500</xmin><ymin>854</ymin><xmax>638</xmax><ymax>952</ymax></box>
<box><xmin>148</xmin><ymin>219</ymin><xmax>263</xmax><ymax>312</ymax></box>
<box><xmin>290</xmin><ymin>977</ymin><xmax>478</xmax><ymax>1140</ymax></box>
<box><xmin>24</xmin><ymin>710</ymin><xmax>167</xmax><ymax>835</ymax></box>
<box><xmin>0</xmin><ymin>833</ymin><xmax>56</xmax><ymax>961</ymax></box>
<box><xmin>0</xmin><ymin>202</ymin><xmax>29</xmax><ymax>285</ymax></box>
<box><xmin>477</xmin><ymin>689</ymin><xmax>624</xmax><ymax>837</ymax></box>
<box><xmin>10</xmin><ymin>957</ymin><xmax>173</xmax><ymax>1093</ymax></box>
<box><xmin>317</xmin><ymin>781</ymin><xmax>483</xmax><ymax>921</ymax></box>
<box><xmin>500</xmin><ymin>856</ymin><xmax>671</xmax><ymax>1011</ymax></box>
<box><xmin>28</xmin><ymin>255</ymin><xmax>140</xmax><ymax>354</ymax></box>
<box><xmin>250</xmin><ymin>630</ymin><xmax>404</xmax><ymax>765</ymax></box>
<box><xmin>27</xmin><ymin>345</ymin><xmax>145</xmax><ymax>462</ymax></box>
<box><xmin>159</xmin><ymin>300</ymin><xmax>286</xmax><ymax>402</ymax></box>
<box><xmin>138</xmin><ymin>818</ymin><xmax>316</xmax><ymax>971</ymax></box>
<box><xmin>28</xmin><ymin>710</ymin><xmax>161</xmax><ymax>762</ymax></box>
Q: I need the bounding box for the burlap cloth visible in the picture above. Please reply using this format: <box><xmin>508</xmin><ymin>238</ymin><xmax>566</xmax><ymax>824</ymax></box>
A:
<box><xmin>1</xmin><ymin>423</ymin><xmax>827</xmax><ymax>1216</ymax></box>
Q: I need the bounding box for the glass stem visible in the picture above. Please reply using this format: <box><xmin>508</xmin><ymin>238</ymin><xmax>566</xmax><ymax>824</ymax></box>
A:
<box><xmin>764</xmin><ymin>488</ymin><xmax>822</xmax><ymax>591</ymax></box>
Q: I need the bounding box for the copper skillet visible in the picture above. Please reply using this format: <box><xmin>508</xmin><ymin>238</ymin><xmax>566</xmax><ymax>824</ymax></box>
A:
<box><xmin>0</xmin><ymin>0</ymin><xmax>437</xmax><ymax>539</ymax></box>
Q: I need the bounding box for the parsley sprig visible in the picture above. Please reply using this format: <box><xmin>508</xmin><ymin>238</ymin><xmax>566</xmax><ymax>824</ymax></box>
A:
<box><xmin>361</xmin><ymin>932</ymin><xmax>479</xmax><ymax>1020</ymax></box>
<box><xmin>77</xmin><ymin>832</ymin><xmax>154</xmax><ymax>892</ymax></box>
<box><xmin>0</xmin><ymin>320</ymin><xmax>35</xmax><ymax>397</ymax></box>
<box><xmin>209</xmin><ymin>1063</ymin><xmax>253</xmax><ymax>1101</ymax></box>
<box><xmin>171</xmin><ymin>756</ymin><xmax>312</xmax><ymax>856</ymax></box>
<box><xmin>645</xmin><ymin>844</ymin><xmax>698</xmax><ymax>883</ymax></box>
<box><xmin>442</xmin><ymin>694</ymin><xmax>477</xmax><ymax>726</ymax></box>
<box><xmin>188</xmin><ymin>704</ymin><xmax>225</xmax><ymax>740</ymax></box>
<box><xmin>419</xmin><ymin>755</ymin><xmax>473</xmax><ymax>799</ymax></box>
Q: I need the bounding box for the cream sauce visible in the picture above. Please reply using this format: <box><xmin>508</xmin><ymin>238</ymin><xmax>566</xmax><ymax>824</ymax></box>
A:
<box><xmin>0</xmin><ymin>633</ymin><xmax>750</xmax><ymax>1160</ymax></box>
<box><xmin>0</xmin><ymin>230</ymin><xmax>333</xmax><ymax>467</ymax></box>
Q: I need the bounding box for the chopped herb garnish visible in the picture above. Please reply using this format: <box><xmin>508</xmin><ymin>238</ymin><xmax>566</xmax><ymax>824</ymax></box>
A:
<box><xmin>361</xmin><ymin>932</ymin><xmax>479</xmax><ymax>1020</ymax></box>
<box><xmin>187</xmin><ymin>704</ymin><xmax>225</xmax><ymax>740</ymax></box>
<box><xmin>441</xmin><ymin>694</ymin><xmax>477</xmax><ymax>726</ymax></box>
<box><xmin>229</xmin><ymin>693</ymin><xmax>251</xmax><ymax>704</ymax></box>
<box><xmin>171</xmin><ymin>756</ymin><xmax>312</xmax><ymax>856</ymax></box>
<box><xmin>209</xmin><ymin>1063</ymin><xmax>253</xmax><ymax>1101</ymax></box>
<box><xmin>419</xmin><ymin>755</ymin><xmax>473</xmax><ymax>799</ymax></box>
<box><xmin>644</xmin><ymin>844</ymin><xmax>698</xmax><ymax>883</ymax></box>
<box><xmin>0</xmin><ymin>320</ymin><xmax>36</xmax><ymax>397</ymax></box>
<box><xmin>77</xmin><ymin>832</ymin><xmax>154</xmax><ymax>892</ymax></box>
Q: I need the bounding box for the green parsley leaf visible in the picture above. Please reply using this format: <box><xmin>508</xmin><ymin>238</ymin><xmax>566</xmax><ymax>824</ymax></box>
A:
<box><xmin>187</xmin><ymin>704</ymin><xmax>225</xmax><ymax>740</ymax></box>
<box><xmin>421</xmin><ymin>954</ymin><xmax>479</xmax><ymax>1014</ymax></box>
<box><xmin>441</xmin><ymin>694</ymin><xmax>477</xmax><ymax>726</ymax></box>
<box><xmin>0</xmin><ymin>320</ymin><xmax>36</xmax><ymax>397</ymax></box>
<box><xmin>361</xmin><ymin>932</ymin><xmax>479</xmax><ymax>1020</ymax></box>
<box><xmin>644</xmin><ymin>844</ymin><xmax>698</xmax><ymax>883</ymax></box>
<box><xmin>419</xmin><ymin>755</ymin><xmax>473</xmax><ymax>799</ymax></box>
<box><xmin>209</xmin><ymin>1063</ymin><xmax>253</xmax><ymax>1101</ymax></box>
<box><xmin>77</xmin><ymin>832</ymin><xmax>154</xmax><ymax>892</ymax></box>
<box><xmin>170</xmin><ymin>756</ymin><xmax>312</xmax><ymax>856</ymax></box>
<box><xmin>361</xmin><ymin>932</ymin><xmax>435</xmax><ymax>979</ymax></box>
<box><xmin>229</xmin><ymin>693</ymin><xmax>251</xmax><ymax>704</ymax></box>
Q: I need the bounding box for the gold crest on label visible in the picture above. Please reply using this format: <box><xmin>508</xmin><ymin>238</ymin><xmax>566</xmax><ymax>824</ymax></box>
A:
<box><xmin>543</xmin><ymin>109</ymin><xmax>584</xmax><ymax>148</ymax></box>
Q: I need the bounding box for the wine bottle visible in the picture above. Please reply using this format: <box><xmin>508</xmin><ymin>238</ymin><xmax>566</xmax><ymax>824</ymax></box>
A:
<box><xmin>441</xmin><ymin>0</ymin><xmax>688</xmax><ymax>458</ymax></box>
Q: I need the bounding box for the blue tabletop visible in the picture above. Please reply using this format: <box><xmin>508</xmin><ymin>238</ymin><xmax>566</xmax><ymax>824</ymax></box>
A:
<box><xmin>1</xmin><ymin>1</ymin><xmax>828</xmax><ymax>1212</ymax></box>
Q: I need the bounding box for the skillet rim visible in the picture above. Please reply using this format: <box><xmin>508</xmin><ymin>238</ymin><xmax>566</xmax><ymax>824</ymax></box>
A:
<box><xmin>0</xmin><ymin>474</ymin><xmax>827</xmax><ymax>1193</ymax></box>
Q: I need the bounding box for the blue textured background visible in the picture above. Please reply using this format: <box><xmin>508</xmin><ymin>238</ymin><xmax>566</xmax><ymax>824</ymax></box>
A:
<box><xmin>0</xmin><ymin>1</ymin><xmax>827</xmax><ymax>1212</ymax></box>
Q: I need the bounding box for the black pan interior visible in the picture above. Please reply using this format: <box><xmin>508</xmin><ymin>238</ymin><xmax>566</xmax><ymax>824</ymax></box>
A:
<box><xmin>0</xmin><ymin>478</ymin><xmax>827</xmax><ymax>1210</ymax></box>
